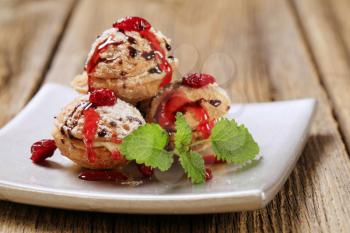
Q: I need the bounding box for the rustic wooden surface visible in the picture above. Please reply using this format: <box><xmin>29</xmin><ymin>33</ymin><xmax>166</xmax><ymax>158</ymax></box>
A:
<box><xmin>1</xmin><ymin>0</ymin><xmax>350</xmax><ymax>232</ymax></box>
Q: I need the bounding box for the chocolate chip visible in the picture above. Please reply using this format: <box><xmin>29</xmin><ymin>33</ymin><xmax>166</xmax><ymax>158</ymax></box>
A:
<box><xmin>128</xmin><ymin>46</ymin><xmax>138</xmax><ymax>58</ymax></box>
<box><xmin>148</xmin><ymin>65</ymin><xmax>162</xmax><ymax>74</ymax></box>
<box><xmin>98</xmin><ymin>129</ymin><xmax>107</xmax><ymax>137</ymax></box>
<box><xmin>142</xmin><ymin>51</ymin><xmax>155</xmax><ymax>60</ymax></box>
<box><xmin>127</xmin><ymin>36</ymin><xmax>136</xmax><ymax>44</ymax></box>
<box><xmin>164</xmin><ymin>40</ymin><xmax>171</xmax><ymax>51</ymax></box>
<box><xmin>209</xmin><ymin>99</ymin><xmax>222</xmax><ymax>107</ymax></box>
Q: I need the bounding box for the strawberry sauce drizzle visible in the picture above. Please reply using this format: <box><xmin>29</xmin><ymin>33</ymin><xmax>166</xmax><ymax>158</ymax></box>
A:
<box><xmin>113</xmin><ymin>17</ymin><xmax>172</xmax><ymax>87</ymax></box>
<box><xmin>82</xmin><ymin>108</ymin><xmax>100</xmax><ymax>163</ymax></box>
<box><xmin>78</xmin><ymin>170</ymin><xmax>128</xmax><ymax>181</ymax></box>
<box><xmin>85</xmin><ymin>35</ymin><xmax>123</xmax><ymax>91</ymax></box>
<box><xmin>155</xmin><ymin>91</ymin><xmax>214</xmax><ymax>138</ymax></box>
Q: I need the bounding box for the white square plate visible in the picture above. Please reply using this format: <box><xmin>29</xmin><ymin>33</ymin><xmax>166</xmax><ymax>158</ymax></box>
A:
<box><xmin>0</xmin><ymin>84</ymin><xmax>316</xmax><ymax>214</ymax></box>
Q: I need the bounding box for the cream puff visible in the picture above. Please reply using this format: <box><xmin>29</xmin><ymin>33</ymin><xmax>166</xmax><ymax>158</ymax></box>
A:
<box><xmin>53</xmin><ymin>90</ymin><xmax>145</xmax><ymax>169</ymax></box>
<box><xmin>146</xmin><ymin>73</ymin><xmax>231</xmax><ymax>151</ymax></box>
<box><xmin>71</xmin><ymin>17</ymin><xmax>178</xmax><ymax>104</ymax></box>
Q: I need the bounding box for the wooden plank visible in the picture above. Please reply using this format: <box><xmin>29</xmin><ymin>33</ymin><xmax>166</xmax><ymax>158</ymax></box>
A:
<box><xmin>291</xmin><ymin>0</ymin><xmax>350</xmax><ymax>150</ymax></box>
<box><xmin>1</xmin><ymin>0</ymin><xmax>350</xmax><ymax>232</ymax></box>
<box><xmin>0</xmin><ymin>0</ymin><xmax>76</xmax><ymax>127</ymax></box>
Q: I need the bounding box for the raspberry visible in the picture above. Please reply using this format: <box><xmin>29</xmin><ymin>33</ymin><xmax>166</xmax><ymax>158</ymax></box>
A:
<box><xmin>89</xmin><ymin>88</ymin><xmax>116</xmax><ymax>106</ymax></box>
<box><xmin>182</xmin><ymin>73</ymin><xmax>216</xmax><ymax>88</ymax></box>
<box><xmin>113</xmin><ymin>17</ymin><xmax>151</xmax><ymax>32</ymax></box>
<box><xmin>30</xmin><ymin>139</ymin><xmax>57</xmax><ymax>163</ymax></box>
<box><xmin>137</xmin><ymin>164</ymin><xmax>154</xmax><ymax>177</ymax></box>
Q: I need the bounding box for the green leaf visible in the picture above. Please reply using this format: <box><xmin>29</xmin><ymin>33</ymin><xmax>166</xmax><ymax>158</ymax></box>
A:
<box><xmin>174</xmin><ymin>112</ymin><xmax>192</xmax><ymax>153</ymax></box>
<box><xmin>211</xmin><ymin>119</ymin><xmax>259</xmax><ymax>164</ymax></box>
<box><xmin>178</xmin><ymin>151</ymin><xmax>205</xmax><ymax>184</ymax></box>
<box><xmin>119</xmin><ymin>124</ymin><xmax>173</xmax><ymax>171</ymax></box>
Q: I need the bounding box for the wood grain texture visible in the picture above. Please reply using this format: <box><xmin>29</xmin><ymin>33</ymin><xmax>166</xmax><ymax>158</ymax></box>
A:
<box><xmin>291</xmin><ymin>0</ymin><xmax>350</xmax><ymax>151</ymax></box>
<box><xmin>0</xmin><ymin>0</ymin><xmax>76</xmax><ymax>127</ymax></box>
<box><xmin>0</xmin><ymin>0</ymin><xmax>350</xmax><ymax>232</ymax></box>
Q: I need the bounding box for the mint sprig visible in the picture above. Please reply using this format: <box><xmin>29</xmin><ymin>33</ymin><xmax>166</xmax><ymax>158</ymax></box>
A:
<box><xmin>211</xmin><ymin>119</ymin><xmax>259</xmax><ymax>163</ymax></box>
<box><xmin>178</xmin><ymin>151</ymin><xmax>205</xmax><ymax>184</ymax></box>
<box><xmin>119</xmin><ymin>124</ymin><xmax>173</xmax><ymax>171</ymax></box>
<box><xmin>175</xmin><ymin>113</ymin><xmax>205</xmax><ymax>183</ymax></box>
<box><xmin>119</xmin><ymin>113</ymin><xmax>260</xmax><ymax>184</ymax></box>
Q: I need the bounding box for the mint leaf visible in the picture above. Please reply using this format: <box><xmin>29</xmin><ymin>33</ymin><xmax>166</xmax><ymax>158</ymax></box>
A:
<box><xmin>178</xmin><ymin>151</ymin><xmax>205</xmax><ymax>184</ymax></box>
<box><xmin>174</xmin><ymin>112</ymin><xmax>192</xmax><ymax>153</ymax></box>
<box><xmin>119</xmin><ymin>124</ymin><xmax>173</xmax><ymax>171</ymax></box>
<box><xmin>211</xmin><ymin>119</ymin><xmax>259</xmax><ymax>164</ymax></box>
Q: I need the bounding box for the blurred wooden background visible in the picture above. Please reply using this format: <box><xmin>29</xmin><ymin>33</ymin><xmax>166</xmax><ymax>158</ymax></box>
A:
<box><xmin>1</xmin><ymin>0</ymin><xmax>350</xmax><ymax>232</ymax></box>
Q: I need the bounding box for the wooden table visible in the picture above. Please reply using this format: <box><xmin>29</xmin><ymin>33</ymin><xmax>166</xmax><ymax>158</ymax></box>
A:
<box><xmin>1</xmin><ymin>0</ymin><xmax>350</xmax><ymax>232</ymax></box>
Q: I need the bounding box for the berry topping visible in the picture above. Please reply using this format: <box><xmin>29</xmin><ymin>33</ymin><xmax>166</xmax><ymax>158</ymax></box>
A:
<box><xmin>111</xmin><ymin>151</ymin><xmax>123</xmax><ymax>160</ymax></box>
<box><xmin>89</xmin><ymin>88</ymin><xmax>117</xmax><ymax>106</ymax></box>
<box><xmin>113</xmin><ymin>16</ymin><xmax>173</xmax><ymax>87</ymax></box>
<box><xmin>113</xmin><ymin>17</ymin><xmax>151</xmax><ymax>32</ymax></box>
<box><xmin>205</xmin><ymin>167</ymin><xmax>213</xmax><ymax>182</ymax></box>
<box><xmin>182</xmin><ymin>73</ymin><xmax>216</xmax><ymax>88</ymax></box>
<box><xmin>82</xmin><ymin>108</ymin><xmax>100</xmax><ymax>163</ymax></box>
<box><xmin>137</xmin><ymin>164</ymin><xmax>154</xmax><ymax>177</ymax></box>
<box><xmin>78</xmin><ymin>170</ymin><xmax>128</xmax><ymax>181</ymax></box>
<box><xmin>30</xmin><ymin>139</ymin><xmax>57</xmax><ymax>163</ymax></box>
<box><xmin>203</xmin><ymin>154</ymin><xmax>225</xmax><ymax>165</ymax></box>
<box><xmin>156</xmin><ymin>91</ymin><xmax>214</xmax><ymax>138</ymax></box>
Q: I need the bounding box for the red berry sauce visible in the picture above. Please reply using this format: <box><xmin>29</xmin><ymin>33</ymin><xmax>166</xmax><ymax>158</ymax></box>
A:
<box><xmin>155</xmin><ymin>91</ymin><xmax>214</xmax><ymax>138</ymax></box>
<box><xmin>78</xmin><ymin>170</ymin><xmax>128</xmax><ymax>181</ymax></box>
<box><xmin>111</xmin><ymin>151</ymin><xmax>122</xmax><ymax>161</ymax></box>
<box><xmin>30</xmin><ymin>139</ymin><xmax>57</xmax><ymax>163</ymax></box>
<box><xmin>113</xmin><ymin>17</ymin><xmax>173</xmax><ymax>87</ymax></box>
<box><xmin>205</xmin><ymin>167</ymin><xmax>213</xmax><ymax>182</ymax></box>
<box><xmin>182</xmin><ymin>73</ymin><xmax>216</xmax><ymax>88</ymax></box>
<box><xmin>137</xmin><ymin>164</ymin><xmax>154</xmax><ymax>177</ymax></box>
<box><xmin>86</xmin><ymin>35</ymin><xmax>123</xmax><ymax>91</ymax></box>
<box><xmin>203</xmin><ymin>154</ymin><xmax>225</xmax><ymax>165</ymax></box>
<box><xmin>89</xmin><ymin>88</ymin><xmax>117</xmax><ymax>106</ymax></box>
<box><xmin>82</xmin><ymin>108</ymin><xmax>100</xmax><ymax>163</ymax></box>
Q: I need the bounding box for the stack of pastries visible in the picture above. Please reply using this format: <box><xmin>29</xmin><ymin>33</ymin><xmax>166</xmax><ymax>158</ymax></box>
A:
<box><xmin>51</xmin><ymin>17</ymin><xmax>231</xmax><ymax>170</ymax></box>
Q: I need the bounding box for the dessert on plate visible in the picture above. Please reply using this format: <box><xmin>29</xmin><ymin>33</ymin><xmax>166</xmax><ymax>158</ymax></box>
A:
<box><xmin>71</xmin><ymin>17</ymin><xmax>178</xmax><ymax>104</ymax></box>
<box><xmin>30</xmin><ymin>17</ymin><xmax>260</xmax><ymax>184</ymax></box>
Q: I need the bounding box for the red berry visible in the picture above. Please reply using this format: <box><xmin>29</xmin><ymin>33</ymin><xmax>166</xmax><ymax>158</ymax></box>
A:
<box><xmin>137</xmin><ymin>164</ymin><xmax>154</xmax><ymax>177</ymax></box>
<box><xmin>205</xmin><ymin>167</ymin><xmax>213</xmax><ymax>182</ymax></box>
<box><xmin>182</xmin><ymin>73</ymin><xmax>216</xmax><ymax>88</ymax></box>
<box><xmin>89</xmin><ymin>88</ymin><xmax>116</xmax><ymax>106</ymax></box>
<box><xmin>113</xmin><ymin>16</ymin><xmax>151</xmax><ymax>32</ymax></box>
<box><xmin>30</xmin><ymin>139</ymin><xmax>57</xmax><ymax>163</ymax></box>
